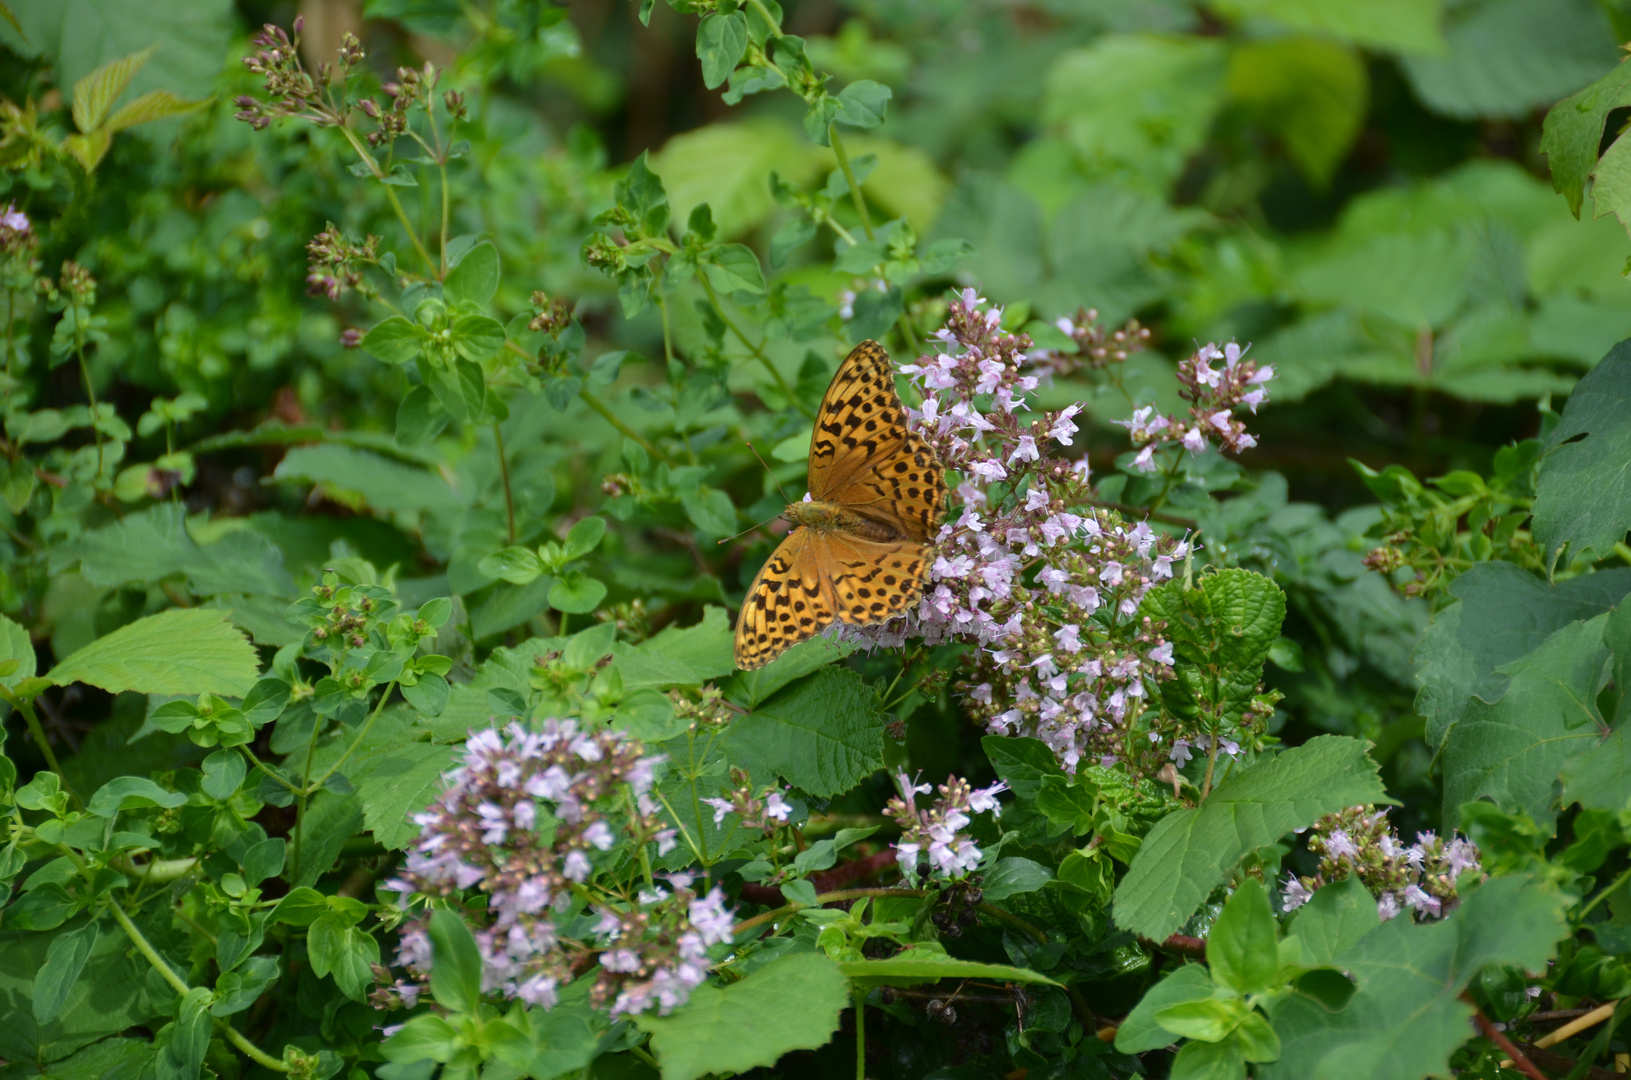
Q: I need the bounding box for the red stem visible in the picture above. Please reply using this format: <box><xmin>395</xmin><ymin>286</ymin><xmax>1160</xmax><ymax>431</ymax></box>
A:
<box><xmin>738</xmin><ymin>849</ymin><xmax>899</xmax><ymax>906</ymax></box>
<box><xmin>1465</xmin><ymin>996</ymin><xmax>1550</xmax><ymax>1080</ymax></box>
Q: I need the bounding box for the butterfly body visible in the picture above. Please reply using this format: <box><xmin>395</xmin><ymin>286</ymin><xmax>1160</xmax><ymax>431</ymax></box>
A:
<box><xmin>734</xmin><ymin>341</ymin><xmax>948</xmax><ymax>670</ymax></box>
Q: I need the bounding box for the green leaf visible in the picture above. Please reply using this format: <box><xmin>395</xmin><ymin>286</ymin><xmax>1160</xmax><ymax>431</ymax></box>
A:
<box><xmin>272</xmin><ymin>445</ymin><xmax>466</xmax><ymax>517</ymax></box>
<box><xmin>362</xmin><ymin>316</ymin><xmax>428</xmax><ymax>364</ymax></box>
<box><xmin>1226</xmin><ymin>38</ymin><xmax>1367</xmax><ymax>187</ymax></box>
<box><xmin>618</xmin><ymin>152</ymin><xmax>671</xmax><ymax>238</ymax></box>
<box><xmin>0</xmin><ymin>909</ymin><xmax>161</xmax><ymax>1060</ymax></box>
<box><xmin>102</xmin><ymin>88</ymin><xmax>205</xmax><ymax>132</ymax></box>
<box><xmin>1400</xmin><ymin>0</ymin><xmax>1615</xmax><ymax>122</ymax></box>
<box><xmin>1153</xmin><ymin>997</ymin><xmax>1250</xmax><ymax>1042</ymax></box>
<box><xmin>563</xmin><ymin>516</ymin><xmax>607</xmax><ymax>559</ymax></box>
<box><xmin>727</xmin><ymin>667</ymin><xmax>884</xmax><ymax>797</ymax></box>
<box><xmin>1414</xmin><ymin>561</ymin><xmax>1631</xmax><ymax>748</ymax></box>
<box><xmin>1113</xmin><ymin>736</ymin><xmax>1389</xmax><ymax>941</ymax></box>
<box><xmin>70</xmin><ymin>46</ymin><xmax>152</xmax><ymax>133</ymax></box>
<box><xmin>428</xmin><ymin>909</ymin><xmax>483</xmax><ymax>1013</ymax></box>
<box><xmin>652</xmin><ymin>120</ymin><xmax>822</xmax><ymax>238</ymax></box>
<box><xmin>396</xmin><ymin>385</ymin><xmax>449</xmax><ymax>446</ymax></box>
<box><xmin>1043</xmin><ymin>35</ymin><xmax>1228</xmax><ymax>190</ymax></box>
<box><xmin>443</xmin><ymin>241</ymin><xmax>500</xmax><ymax>307</ymax></box>
<box><xmin>1285</xmin><ymin>876</ymin><xmax>1380</xmax><ymax>967</ymax></box>
<box><xmin>1260</xmin><ymin>875</ymin><xmax>1569</xmax><ymax>1080</ymax></box>
<box><xmin>354</xmin><ymin>741</ymin><xmax>456</xmax><ymax>849</ymax></box>
<box><xmin>1140</xmin><ymin>569</ymin><xmax>1286</xmax><ymax>732</ymax></box>
<box><xmin>290</xmin><ymin>789</ymin><xmax>363</xmax><ymax>887</ymax></box>
<box><xmin>32</xmin><ymin>918</ymin><xmax>99</xmax><ymax>1024</ymax></box>
<box><xmin>87</xmin><ymin>776</ymin><xmax>187</xmax><ymax>817</ymax></box>
<box><xmin>1533</xmin><ymin>340</ymin><xmax>1631</xmax><ymax>565</ymax></box>
<box><xmin>1209</xmin><ymin>877</ymin><xmax>1282</xmax><ymax>997</ymax></box>
<box><xmin>200</xmin><ymin>749</ymin><xmax>246</xmax><ymax>800</ymax></box>
<box><xmin>982</xmin><ymin>735</ymin><xmax>1065</xmax><ymax>800</ymax></box>
<box><xmin>269</xmin><ymin>887</ymin><xmax>329</xmax><ymax>926</ymax></box>
<box><xmin>47</xmin><ymin>608</ymin><xmax>259</xmax><ymax>698</ymax></box>
<box><xmin>210</xmin><ymin>955</ymin><xmax>278</xmax><ymax>1017</ymax></box>
<box><xmin>1541</xmin><ymin>57</ymin><xmax>1631</xmax><ymax>219</ymax></box>
<box><xmin>381</xmin><ymin>1014</ymin><xmax>460</xmax><ymax>1064</ymax></box>
<box><xmin>1441</xmin><ymin>615</ymin><xmax>1609</xmax><ymax>830</ymax></box>
<box><xmin>635</xmin><ymin>953</ymin><xmax>848</xmax><ymax>1080</ymax></box>
<box><xmin>1170</xmin><ymin>1036</ymin><xmax>1246</xmax><ymax>1080</ymax></box>
<box><xmin>548</xmin><ymin>574</ymin><xmax>607</xmax><ymax>615</ymax></box>
<box><xmin>699</xmin><ymin>243</ymin><xmax>767</xmax><ymax>295</ymax></box>
<box><xmin>697</xmin><ymin>11</ymin><xmax>748</xmax><ymax>89</ymax></box>
<box><xmin>452</xmin><ymin>314</ymin><xmax>506</xmax><ymax>363</ymax></box>
<box><xmin>481</xmin><ymin>546</ymin><xmax>545</xmax><ymax>585</ymax></box>
<box><xmin>1211</xmin><ymin>0</ymin><xmax>1444</xmax><ymax>55</ymax></box>
<box><xmin>980</xmin><ymin>856</ymin><xmax>1054</xmax><ymax>901</ymax></box>
<box><xmin>836</xmin><ymin>951</ymin><xmax>1060</xmax><ymax>987</ymax></box>
<box><xmin>681</xmin><ymin>487</ymin><xmax>738</xmax><ymax>537</ymax></box>
<box><xmin>309</xmin><ymin>915</ymin><xmax>380</xmax><ymax>1002</ymax></box>
<box><xmin>50</xmin><ymin>503</ymin><xmax>296</xmax><ymax>599</ymax></box>
<box><xmin>834</xmin><ymin>80</ymin><xmax>891</xmax><ymax>128</ymax></box>
<box><xmin>1117</xmin><ymin>964</ymin><xmax>1214</xmax><ymax>1053</ymax></box>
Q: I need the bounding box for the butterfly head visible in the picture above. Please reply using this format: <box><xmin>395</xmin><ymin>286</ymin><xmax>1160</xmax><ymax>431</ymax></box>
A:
<box><xmin>784</xmin><ymin>498</ymin><xmax>842</xmax><ymax>529</ymax></box>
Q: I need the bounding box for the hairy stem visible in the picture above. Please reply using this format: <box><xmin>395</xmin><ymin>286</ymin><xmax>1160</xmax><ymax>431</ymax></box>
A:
<box><xmin>829</xmin><ymin>125</ymin><xmax>876</xmax><ymax>242</ymax></box>
<box><xmin>493</xmin><ymin>420</ymin><xmax>516</xmax><ymax>543</ymax></box>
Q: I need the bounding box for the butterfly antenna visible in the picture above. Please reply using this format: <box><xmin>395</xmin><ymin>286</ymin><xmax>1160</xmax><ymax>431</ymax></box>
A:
<box><xmin>716</xmin><ymin>510</ymin><xmax>783</xmax><ymax>546</ymax></box>
<box><xmin>743</xmin><ymin>439</ymin><xmax>795</xmax><ymax>505</ymax></box>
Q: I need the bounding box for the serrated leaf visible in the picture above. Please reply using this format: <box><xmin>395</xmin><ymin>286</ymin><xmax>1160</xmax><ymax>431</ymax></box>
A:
<box><xmin>354</xmin><ymin>741</ymin><xmax>455</xmax><ymax>849</ymax></box>
<box><xmin>1260</xmin><ymin>875</ymin><xmax>1568</xmax><ymax>1080</ymax></box>
<box><xmin>1541</xmin><ymin>58</ymin><xmax>1631</xmax><ymax>220</ymax></box>
<box><xmin>1113</xmin><ymin>736</ymin><xmax>1389</xmax><ymax>941</ymax></box>
<box><xmin>635</xmin><ymin>953</ymin><xmax>848</xmax><ymax>1080</ymax></box>
<box><xmin>62</xmin><ymin>130</ymin><xmax>112</xmax><ymax>172</ymax></box>
<box><xmin>1533</xmin><ymin>340</ymin><xmax>1631</xmax><ymax>564</ymax></box>
<box><xmin>71</xmin><ymin>46</ymin><xmax>153</xmax><ymax>133</ymax></box>
<box><xmin>50</xmin><ymin>504</ymin><xmax>295</xmax><ymax>600</ymax></box>
<box><xmin>1140</xmin><ymin>568</ymin><xmax>1286</xmax><ymax>732</ymax></box>
<box><xmin>272</xmin><ymin>445</ymin><xmax>466</xmax><ymax>517</ymax></box>
<box><xmin>727</xmin><ymin>667</ymin><xmax>884</xmax><ymax>797</ymax></box>
<box><xmin>1211</xmin><ymin>0</ymin><xmax>1444</xmax><ymax>56</ymax></box>
<box><xmin>103</xmin><ymin>88</ymin><xmax>206</xmax><ymax>132</ymax></box>
<box><xmin>1441</xmin><ymin>615</ymin><xmax>1609</xmax><ymax>830</ymax></box>
<box><xmin>48</xmin><ymin>609</ymin><xmax>259</xmax><ymax>697</ymax></box>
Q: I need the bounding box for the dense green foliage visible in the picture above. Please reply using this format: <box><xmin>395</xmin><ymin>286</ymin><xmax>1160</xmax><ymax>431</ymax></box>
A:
<box><xmin>8</xmin><ymin>0</ymin><xmax>1631</xmax><ymax>1078</ymax></box>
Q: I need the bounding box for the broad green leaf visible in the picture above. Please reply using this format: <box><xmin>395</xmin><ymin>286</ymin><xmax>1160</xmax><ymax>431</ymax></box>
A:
<box><xmin>1440</xmin><ymin>615</ymin><xmax>1608</xmax><ymax>830</ymax></box>
<box><xmin>563</xmin><ymin>516</ymin><xmax>607</xmax><ymax>559</ymax></box>
<box><xmin>1541</xmin><ymin>58</ymin><xmax>1631</xmax><ymax>219</ymax></box>
<box><xmin>617</xmin><ymin>151</ymin><xmax>670</xmax><ymax>237</ymax></box>
<box><xmin>1413</xmin><ymin>561</ymin><xmax>1631</xmax><ymax>748</ymax></box>
<box><xmin>1533</xmin><ymin>340</ymin><xmax>1631</xmax><ymax>565</ymax></box>
<box><xmin>210</xmin><ymin>955</ymin><xmax>279</xmax><ymax>1017</ymax></box>
<box><xmin>363</xmin><ymin>316</ymin><xmax>428</xmax><ymax>364</ymax></box>
<box><xmin>1226</xmin><ymin>38</ymin><xmax>1366</xmax><ymax>186</ymax></box>
<box><xmin>428</xmin><ymin>909</ymin><xmax>483</xmax><ymax>1013</ymax></box>
<box><xmin>1117</xmin><ymin>964</ymin><xmax>1214</xmax><ymax>1053</ymax></box>
<box><xmin>1153</xmin><ymin>997</ymin><xmax>1249</xmax><ymax>1042</ymax></box>
<box><xmin>1294</xmin><ymin>228</ymin><xmax>1473</xmax><ymax>328</ymax></box>
<box><xmin>681</xmin><ymin>487</ymin><xmax>738</xmax><ymax>536</ymax></box>
<box><xmin>103</xmin><ymin>88</ymin><xmax>204</xmax><ymax>131</ymax></box>
<box><xmin>50</xmin><ymin>503</ymin><xmax>295</xmax><ymax>599</ymax></box>
<box><xmin>1285</xmin><ymin>876</ymin><xmax>1380</xmax><ymax>967</ymax></box>
<box><xmin>396</xmin><ymin>385</ymin><xmax>449</xmax><ymax>446</ymax></box>
<box><xmin>70</xmin><ymin>45</ymin><xmax>152</xmax><ymax>132</ymax></box>
<box><xmin>354</xmin><ymin>741</ymin><xmax>456</xmax><ymax>850</ymax></box>
<box><xmin>452</xmin><ymin>314</ymin><xmax>505</xmax><ymax>362</ymax></box>
<box><xmin>837</xmin><ymin>951</ymin><xmax>1060</xmax><ymax>987</ymax></box>
<box><xmin>1140</xmin><ymin>569</ymin><xmax>1286</xmax><ymax>732</ymax></box>
<box><xmin>1212</xmin><ymin>0</ymin><xmax>1444</xmax><ymax>55</ymax></box>
<box><xmin>696</xmin><ymin>11</ymin><xmax>748</xmax><ymax>89</ymax></box>
<box><xmin>727</xmin><ymin>666</ymin><xmax>884</xmax><ymax>797</ymax></box>
<box><xmin>0</xmin><ymin>911</ymin><xmax>161</xmax><ymax>1060</ymax></box>
<box><xmin>1209</xmin><ymin>877</ymin><xmax>1281</xmax><ymax>997</ymax></box>
<box><xmin>980</xmin><ymin>856</ymin><xmax>1053</xmax><ymax>901</ymax></box>
<box><xmin>1260</xmin><ymin>875</ymin><xmax>1568</xmax><ymax>1080</ymax></box>
<box><xmin>1113</xmin><ymin>736</ymin><xmax>1388</xmax><ymax>941</ymax></box>
<box><xmin>291</xmin><ymin>789</ymin><xmax>363</xmax><ymax>887</ymax></box>
<box><xmin>1043</xmin><ymin>35</ymin><xmax>1228</xmax><ymax>190</ymax></box>
<box><xmin>653</xmin><ymin>120</ymin><xmax>823</xmax><ymax>239</ymax></box>
<box><xmin>48</xmin><ymin>609</ymin><xmax>259</xmax><ymax>698</ymax></box>
<box><xmin>1400</xmin><ymin>0</ymin><xmax>1615</xmax><ymax>121</ymax></box>
<box><xmin>0</xmin><ymin>612</ymin><xmax>36</xmax><ymax>691</ymax></box>
<box><xmin>548</xmin><ymin>575</ymin><xmax>607</xmax><ymax>614</ymax></box>
<box><xmin>309</xmin><ymin>915</ymin><xmax>381</xmax><ymax>1002</ymax></box>
<box><xmin>834</xmin><ymin>80</ymin><xmax>891</xmax><ymax>129</ymax></box>
<box><xmin>623</xmin><ymin>607</ymin><xmax>735</xmax><ymax>687</ymax></box>
<box><xmin>1170</xmin><ymin>1034</ymin><xmax>1246</xmax><ymax>1080</ymax></box>
<box><xmin>269</xmin><ymin>887</ymin><xmax>329</xmax><ymax>926</ymax></box>
<box><xmin>635</xmin><ymin>953</ymin><xmax>848</xmax><ymax>1080</ymax></box>
<box><xmin>31</xmin><ymin>918</ymin><xmax>99</xmax><ymax>1024</ymax></box>
<box><xmin>982</xmin><ymin>735</ymin><xmax>1065</xmax><ymax>800</ymax></box>
<box><xmin>87</xmin><ymin>776</ymin><xmax>187</xmax><ymax>817</ymax></box>
<box><xmin>443</xmin><ymin>241</ymin><xmax>500</xmax><ymax>307</ymax></box>
<box><xmin>699</xmin><ymin>243</ymin><xmax>767</xmax><ymax>295</ymax></box>
<box><xmin>272</xmin><ymin>445</ymin><xmax>466</xmax><ymax>517</ymax></box>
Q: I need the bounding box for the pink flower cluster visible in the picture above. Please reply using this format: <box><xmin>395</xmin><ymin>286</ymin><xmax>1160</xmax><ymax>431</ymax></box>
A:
<box><xmin>1281</xmin><ymin>805</ymin><xmax>1482</xmax><ymax>922</ymax></box>
<box><xmin>700</xmin><ymin>765</ymin><xmax>794</xmax><ymax>834</ymax></box>
<box><xmin>841</xmin><ymin>291</ymin><xmax>1186</xmax><ymax>772</ymax></box>
<box><xmin>885</xmin><ymin>772</ymin><xmax>1007</xmax><ymax>885</ymax></box>
<box><xmin>1118</xmin><ymin>341</ymin><xmax>1274</xmax><ymax>471</ymax></box>
<box><xmin>389</xmin><ymin>719</ymin><xmax>734</xmax><ymax>1015</ymax></box>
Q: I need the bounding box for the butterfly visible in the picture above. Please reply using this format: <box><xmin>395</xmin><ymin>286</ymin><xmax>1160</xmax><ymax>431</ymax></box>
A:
<box><xmin>734</xmin><ymin>340</ymin><xmax>947</xmax><ymax>670</ymax></box>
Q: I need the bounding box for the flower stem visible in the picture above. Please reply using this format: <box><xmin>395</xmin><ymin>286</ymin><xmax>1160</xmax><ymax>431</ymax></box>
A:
<box><xmin>308</xmin><ymin>681</ymin><xmax>397</xmax><ymax>794</ymax></box>
<box><xmin>854</xmin><ymin>985</ymin><xmax>868</xmax><ymax>1080</ymax></box>
<box><xmin>493</xmin><ymin>420</ymin><xmax>516</xmax><ymax>543</ymax></box>
<box><xmin>108</xmin><ymin>902</ymin><xmax>291</xmax><ymax>1071</ymax></box>
<box><xmin>337</xmin><ymin>126</ymin><xmax>438</xmax><ymax>276</ymax></box>
<box><xmin>829</xmin><ymin>125</ymin><xmax>875</xmax><ymax>243</ymax></box>
<box><xmin>8</xmin><ymin>688</ymin><xmax>76</xmax><ymax>804</ymax></box>
<box><xmin>696</xmin><ymin>273</ymin><xmax>812</xmax><ymax>418</ymax></box>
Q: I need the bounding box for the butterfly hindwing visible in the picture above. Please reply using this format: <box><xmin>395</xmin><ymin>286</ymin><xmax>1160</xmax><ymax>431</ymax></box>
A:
<box><xmin>733</xmin><ymin>528</ymin><xmax>837</xmax><ymax>670</ymax></box>
<box><xmin>825</xmin><ymin>532</ymin><xmax>934</xmax><ymax>625</ymax></box>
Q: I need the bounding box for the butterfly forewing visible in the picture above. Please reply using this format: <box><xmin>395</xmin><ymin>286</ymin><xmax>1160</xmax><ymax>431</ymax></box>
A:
<box><xmin>808</xmin><ymin>340</ymin><xmax>911</xmax><ymax>500</ymax></box>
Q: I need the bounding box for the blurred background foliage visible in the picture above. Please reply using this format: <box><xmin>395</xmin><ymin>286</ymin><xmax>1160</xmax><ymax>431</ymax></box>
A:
<box><xmin>2</xmin><ymin>0</ymin><xmax>1629</xmax><ymax>826</ymax></box>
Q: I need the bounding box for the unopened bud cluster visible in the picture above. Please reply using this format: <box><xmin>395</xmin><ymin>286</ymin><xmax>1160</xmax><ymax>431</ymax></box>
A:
<box><xmin>1281</xmin><ymin>805</ymin><xmax>1482</xmax><ymax>922</ymax></box>
<box><xmin>1028</xmin><ymin>306</ymin><xmax>1151</xmax><ymax>377</ymax></box>
<box><xmin>306</xmin><ymin>223</ymin><xmax>380</xmax><ymax>301</ymax></box>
